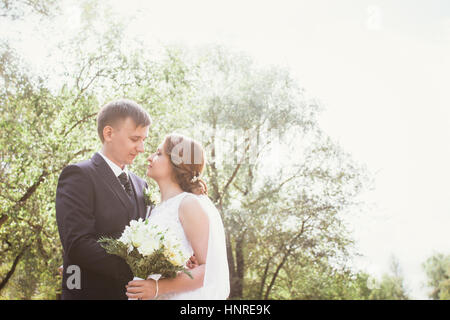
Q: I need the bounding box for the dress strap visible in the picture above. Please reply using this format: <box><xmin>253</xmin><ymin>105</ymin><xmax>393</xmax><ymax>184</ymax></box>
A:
<box><xmin>175</xmin><ymin>192</ymin><xmax>196</xmax><ymax>207</ymax></box>
<box><xmin>174</xmin><ymin>192</ymin><xmax>198</xmax><ymax>217</ymax></box>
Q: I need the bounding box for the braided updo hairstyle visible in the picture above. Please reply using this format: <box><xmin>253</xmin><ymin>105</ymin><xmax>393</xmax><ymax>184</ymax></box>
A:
<box><xmin>163</xmin><ymin>134</ymin><xmax>208</xmax><ymax>195</ymax></box>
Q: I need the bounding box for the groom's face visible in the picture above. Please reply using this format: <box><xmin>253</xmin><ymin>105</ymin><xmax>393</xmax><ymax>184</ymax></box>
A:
<box><xmin>104</xmin><ymin>117</ymin><xmax>149</xmax><ymax>167</ymax></box>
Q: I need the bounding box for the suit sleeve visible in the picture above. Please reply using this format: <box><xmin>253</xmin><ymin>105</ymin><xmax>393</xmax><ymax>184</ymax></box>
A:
<box><xmin>55</xmin><ymin>164</ymin><xmax>133</xmax><ymax>284</ymax></box>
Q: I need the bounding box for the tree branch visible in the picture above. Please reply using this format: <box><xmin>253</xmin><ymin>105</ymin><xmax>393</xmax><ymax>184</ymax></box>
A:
<box><xmin>0</xmin><ymin>215</ymin><xmax>7</xmax><ymax>228</ymax></box>
<box><xmin>248</xmin><ymin>167</ymin><xmax>304</xmax><ymax>206</ymax></box>
<box><xmin>1</xmin><ymin>147</ymin><xmax>93</xmax><ymax>229</ymax></box>
<box><xmin>259</xmin><ymin>255</ymin><xmax>273</xmax><ymax>299</ymax></box>
<box><xmin>218</xmin><ymin>135</ymin><xmax>251</xmax><ymax>207</ymax></box>
<box><xmin>17</xmin><ymin>169</ymin><xmax>48</xmax><ymax>204</ymax></box>
<box><xmin>263</xmin><ymin>220</ymin><xmax>307</xmax><ymax>299</ymax></box>
<box><xmin>0</xmin><ymin>243</ymin><xmax>29</xmax><ymax>292</ymax></box>
<box><xmin>62</xmin><ymin>112</ymin><xmax>97</xmax><ymax>138</ymax></box>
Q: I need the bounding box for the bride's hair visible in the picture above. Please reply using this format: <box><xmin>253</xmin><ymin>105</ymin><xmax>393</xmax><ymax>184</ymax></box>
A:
<box><xmin>163</xmin><ymin>133</ymin><xmax>208</xmax><ymax>195</ymax></box>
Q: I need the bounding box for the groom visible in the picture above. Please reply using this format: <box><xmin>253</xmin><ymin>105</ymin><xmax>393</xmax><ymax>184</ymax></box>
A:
<box><xmin>56</xmin><ymin>99</ymin><xmax>151</xmax><ymax>299</ymax></box>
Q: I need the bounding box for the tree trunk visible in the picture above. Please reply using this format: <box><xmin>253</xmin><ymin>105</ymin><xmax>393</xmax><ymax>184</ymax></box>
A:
<box><xmin>235</xmin><ymin>235</ymin><xmax>245</xmax><ymax>295</ymax></box>
<box><xmin>258</xmin><ymin>256</ymin><xmax>272</xmax><ymax>299</ymax></box>
<box><xmin>226</xmin><ymin>232</ymin><xmax>236</xmax><ymax>292</ymax></box>
<box><xmin>264</xmin><ymin>252</ymin><xmax>289</xmax><ymax>300</ymax></box>
<box><xmin>229</xmin><ymin>234</ymin><xmax>245</xmax><ymax>298</ymax></box>
<box><xmin>0</xmin><ymin>215</ymin><xmax>7</xmax><ymax>228</ymax></box>
<box><xmin>262</xmin><ymin>224</ymin><xmax>306</xmax><ymax>299</ymax></box>
<box><xmin>0</xmin><ymin>245</ymin><xmax>29</xmax><ymax>292</ymax></box>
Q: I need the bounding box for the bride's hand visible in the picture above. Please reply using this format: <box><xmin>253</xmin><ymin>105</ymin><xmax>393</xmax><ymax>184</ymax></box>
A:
<box><xmin>186</xmin><ymin>255</ymin><xmax>199</xmax><ymax>269</ymax></box>
<box><xmin>126</xmin><ymin>279</ymin><xmax>157</xmax><ymax>300</ymax></box>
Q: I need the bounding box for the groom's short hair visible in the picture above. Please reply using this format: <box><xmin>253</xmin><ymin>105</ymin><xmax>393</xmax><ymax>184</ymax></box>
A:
<box><xmin>97</xmin><ymin>99</ymin><xmax>152</xmax><ymax>143</ymax></box>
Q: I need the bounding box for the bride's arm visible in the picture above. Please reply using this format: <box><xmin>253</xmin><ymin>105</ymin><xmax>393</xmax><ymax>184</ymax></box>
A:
<box><xmin>159</xmin><ymin>196</ymin><xmax>209</xmax><ymax>294</ymax></box>
<box><xmin>126</xmin><ymin>196</ymin><xmax>209</xmax><ymax>299</ymax></box>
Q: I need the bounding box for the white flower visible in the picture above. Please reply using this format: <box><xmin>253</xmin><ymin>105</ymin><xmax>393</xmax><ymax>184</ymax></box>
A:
<box><xmin>137</xmin><ymin>239</ymin><xmax>159</xmax><ymax>256</ymax></box>
<box><xmin>167</xmin><ymin>247</ymin><xmax>190</xmax><ymax>267</ymax></box>
<box><xmin>118</xmin><ymin>228</ymin><xmax>131</xmax><ymax>245</ymax></box>
<box><xmin>143</xmin><ymin>187</ymin><xmax>158</xmax><ymax>207</ymax></box>
<box><xmin>131</xmin><ymin>230</ymin><xmax>146</xmax><ymax>248</ymax></box>
<box><xmin>119</xmin><ymin>218</ymin><xmax>149</xmax><ymax>250</ymax></box>
<box><xmin>117</xmin><ymin>218</ymin><xmax>190</xmax><ymax>265</ymax></box>
<box><xmin>162</xmin><ymin>231</ymin><xmax>191</xmax><ymax>267</ymax></box>
<box><xmin>129</xmin><ymin>218</ymin><xmax>140</xmax><ymax>229</ymax></box>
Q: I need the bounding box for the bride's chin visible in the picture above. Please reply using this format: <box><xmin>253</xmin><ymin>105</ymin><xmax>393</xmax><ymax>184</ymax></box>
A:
<box><xmin>146</xmin><ymin>171</ymin><xmax>157</xmax><ymax>181</ymax></box>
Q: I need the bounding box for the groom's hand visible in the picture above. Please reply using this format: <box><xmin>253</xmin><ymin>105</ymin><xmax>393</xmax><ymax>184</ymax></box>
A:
<box><xmin>57</xmin><ymin>265</ymin><xmax>63</xmax><ymax>276</ymax></box>
<box><xmin>186</xmin><ymin>255</ymin><xmax>199</xmax><ymax>269</ymax></box>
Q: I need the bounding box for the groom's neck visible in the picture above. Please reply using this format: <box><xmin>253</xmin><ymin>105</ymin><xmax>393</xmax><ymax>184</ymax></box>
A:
<box><xmin>101</xmin><ymin>147</ymin><xmax>125</xmax><ymax>170</ymax></box>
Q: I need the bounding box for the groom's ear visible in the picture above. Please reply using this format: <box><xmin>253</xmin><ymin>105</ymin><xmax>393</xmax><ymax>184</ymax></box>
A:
<box><xmin>102</xmin><ymin>125</ymin><xmax>114</xmax><ymax>143</ymax></box>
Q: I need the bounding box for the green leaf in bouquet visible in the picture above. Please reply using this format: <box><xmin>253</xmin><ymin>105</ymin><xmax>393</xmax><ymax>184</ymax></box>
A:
<box><xmin>98</xmin><ymin>236</ymin><xmax>129</xmax><ymax>260</ymax></box>
<box><xmin>98</xmin><ymin>238</ymin><xmax>194</xmax><ymax>281</ymax></box>
<box><xmin>182</xmin><ymin>269</ymin><xmax>194</xmax><ymax>280</ymax></box>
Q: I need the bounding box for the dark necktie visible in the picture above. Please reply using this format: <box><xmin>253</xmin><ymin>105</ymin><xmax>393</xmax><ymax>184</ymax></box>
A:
<box><xmin>118</xmin><ymin>172</ymin><xmax>133</xmax><ymax>197</ymax></box>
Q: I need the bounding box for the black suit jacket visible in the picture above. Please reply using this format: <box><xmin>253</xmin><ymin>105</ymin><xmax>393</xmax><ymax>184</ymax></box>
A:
<box><xmin>55</xmin><ymin>152</ymin><xmax>148</xmax><ymax>300</ymax></box>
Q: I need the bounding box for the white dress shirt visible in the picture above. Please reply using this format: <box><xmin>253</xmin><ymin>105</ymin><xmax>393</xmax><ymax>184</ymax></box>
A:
<box><xmin>98</xmin><ymin>150</ymin><xmax>129</xmax><ymax>178</ymax></box>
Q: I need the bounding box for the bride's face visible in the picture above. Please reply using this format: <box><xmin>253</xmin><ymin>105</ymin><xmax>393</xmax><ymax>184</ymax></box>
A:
<box><xmin>146</xmin><ymin>143</ymin><xmax>172</xmax><ymax>181</ymax></box>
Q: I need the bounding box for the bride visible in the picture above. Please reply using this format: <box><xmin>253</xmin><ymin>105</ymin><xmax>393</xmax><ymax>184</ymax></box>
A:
<box><xmin>125</xmin><ymin>134</ymin><xmax>230</xmax><ymax>300</ymax></box>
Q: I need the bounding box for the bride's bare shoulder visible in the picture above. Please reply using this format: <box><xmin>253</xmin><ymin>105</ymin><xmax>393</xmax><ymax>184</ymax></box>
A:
<box><xmin>178</xmin><ymin>193</ymin><xmax>208</xmax><ymax>222</ymax></box>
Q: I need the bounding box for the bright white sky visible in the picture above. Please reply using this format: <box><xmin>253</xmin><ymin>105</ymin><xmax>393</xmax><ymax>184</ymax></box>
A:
<box><xmin>3</xmin><ymin>0</ymin><xmax>450</xmax><ymax>299</ymax></box>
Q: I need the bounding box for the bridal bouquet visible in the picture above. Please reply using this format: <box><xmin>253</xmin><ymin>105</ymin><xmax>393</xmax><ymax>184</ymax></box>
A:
<box><xmin>98</xmin><ymin>218</ymin><xmax>193</xmax><ymax>281</ymax></box>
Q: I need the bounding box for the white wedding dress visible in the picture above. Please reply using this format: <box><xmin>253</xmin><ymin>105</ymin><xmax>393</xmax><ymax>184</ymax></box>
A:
<box><xmin>146</xmin><ymin>192</ymin><xmax>230</xmax><ymax>300</ymax></box>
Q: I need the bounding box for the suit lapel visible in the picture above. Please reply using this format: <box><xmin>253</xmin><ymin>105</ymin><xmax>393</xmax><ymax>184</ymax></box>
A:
<box><xmin>91</xmin><ymin>153</ymin><xmax>133</xmax><ymax>214</ymax></box>
<box><xmin>129</xmin><ymin>172</ymin><xmax>147</xmax><ymax>220</ymax></box>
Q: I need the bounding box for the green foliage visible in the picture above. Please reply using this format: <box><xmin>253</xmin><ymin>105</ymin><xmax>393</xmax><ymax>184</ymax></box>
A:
<box><xmin>179</xmin><ymin>44</ymin><xmax>371</xmax><ymax>299</ymax></box>
<box><xmin>367</xmin><ymin>274</ymin><xmax>409</xmax><ymax>300</ymax></box>
<box><xmin>0</xmin><ymin>0</ymin><xmax>193</xmax><ymax>299</ymax></box>
<box><xmin>0</xmin><ymin>0</ymin><xmax>58</xmax><ymax>19</ymax></box>
<box><xmin>423</xmin><ymin>253</ymin><xmax>450</xmax><ymax>300</ymax></box>
<box><xmin>364</xmin><ymin>256</ymin><xmax>410</xmax><ymax>300</ymax></box>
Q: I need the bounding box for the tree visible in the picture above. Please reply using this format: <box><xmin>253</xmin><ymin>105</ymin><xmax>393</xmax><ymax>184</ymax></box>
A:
<box><xmin>251</xmin><ymin>253</ymin><xmax>374</xmax><ymax>300</ymax></box>
<box><xmin>0</xmin><ymin>1</ymin><xmax>192</xmax><ymax>298</ymax></box>
<box><xmin>423</xmin><ymin>253</ymin><xmax>450</xmax><ymax>300</ymax></box>
<box><xmin>0</xmin><ymin>0</ymin><xmax>58</xmax><ymax>19</ymax></box>
<box><xmin>180</xmin><ymin>45</ymin><xmax>370</xmax><ymax>299</ymax></box>
<box><xmin>366</xmin><ymin>256</ymin><xmax>409</xmax><ymax>300</ymax></box>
